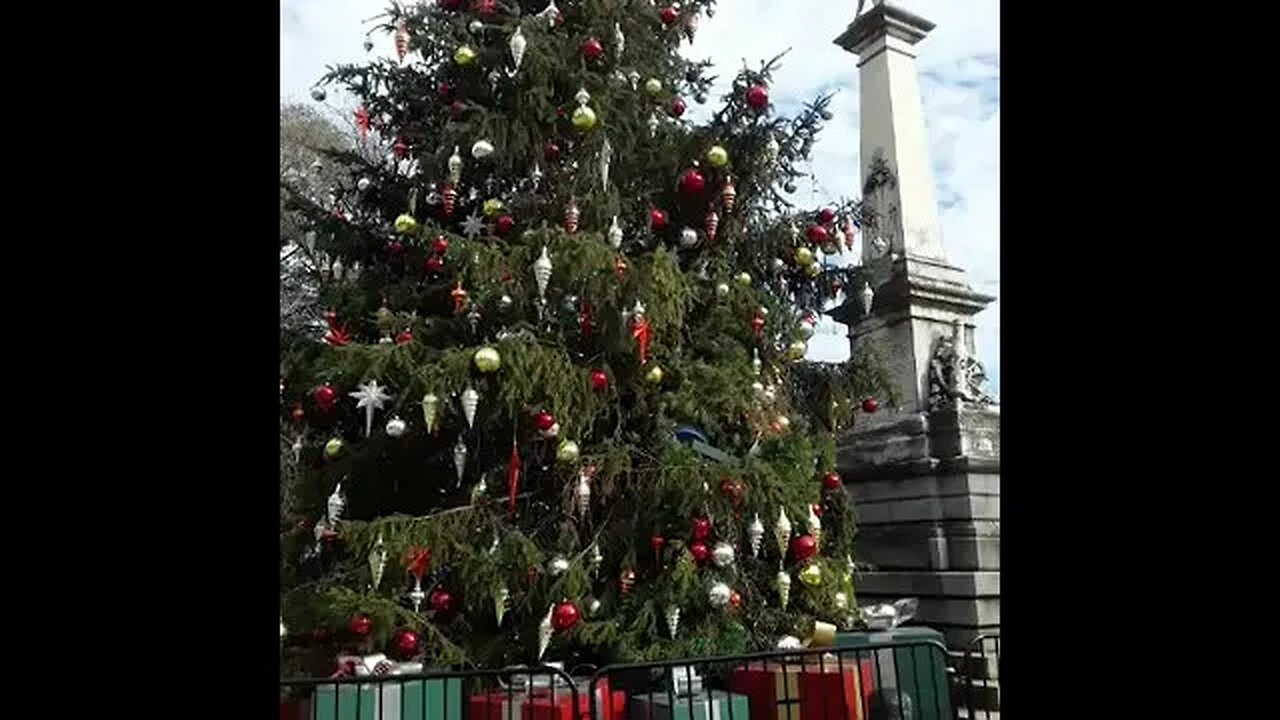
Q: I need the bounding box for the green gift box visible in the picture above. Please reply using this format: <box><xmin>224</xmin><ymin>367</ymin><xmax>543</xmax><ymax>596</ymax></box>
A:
<box><xmin>833</xmin><ymin>628</ymin><xmax>951</xmax><ymax>720</ymax></box>
<box><xmin>629</xmin><ymin>690</ymin><xmax>750</xmax><ymax>720</ymax></box>
<box><xmin>313</xmin><ymin>677</ymin><xmax>462</xmax><ymax>720</ymax></box>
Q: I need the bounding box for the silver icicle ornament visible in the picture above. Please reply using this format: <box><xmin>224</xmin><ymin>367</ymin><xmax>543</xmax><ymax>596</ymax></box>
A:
<box><xmin>775</xmin><ymin>507</ymin><xmax>792</xmax><ymax>558</ymax></box>
<box><xmin>494</xmin><ymin>585</ymin><xmax>510</xmax><ymax>626</ymax></box>
<box><xmin>327</xmin><ymin>483</ymin><xmax>346</xmax><ymax>524</ymax></box>
<box><xmin>408</xmin><ymin>577</ymin><xmax>426</xmax><ymax>612</ymax></box>
<box><xmin>533</xmin><ymin>246</ymin><xmax>553</xmax><ymax>299</ymax></box>
<box><xmin>454</xmin><ymin>436</ymin><xmax>468</xmax><ymax>484</ymax></box>
<box><xmin>665</xmin><ymin>605</ymin><xmax>681</xmax><ymax>639</ymax></box>
<box><xmin>538</xmin><ymin>605</ymin><xmax>555</xmax><ymax>659</ymax></box>
<box><xmin>861</xmin><ymin>282</ymin><xmax>875</xmax><ymax>314</ymax></box>
<box><xmin>648</xmin><ymin>113</ymin><xmax>659</xmax><ymax>137</ymax></box>
<box><xmin>776</xmin><ymin>570</ymin><xmax>792</xmax><ymax>610</ymax></box>
<box><xmin>614</xmin><ymin>22</ymin><xmax>625</xmax><ymax>56</ymax></box>
<box><xmin>461</xmin><ymin>386</ymin><xmax>479</xmax><ymax>429</ymax></box>
<box><xmin>508</xmin><ymin>26</ymin><xmax>527</xmax><ymax>72</ymax></box>
<box><xmin>421</xmin><ymin>392</ymin><xmax>441</xmax><ymax>434</ymax></box>
<box><xmin>448</xmin><ymin>146</ymin><xmax>463</xmax><ymax>183</ymax></box>
<box><xmin>608</xmin><ymin>216</ymin><xmax>624</xmax><ymax>249</ymax></box>
<box><xmin>600</xmin><ymin>138</ymin><xmax>613</xmax><ymax>191</ymax></box>
<box><xmin>807</xmin><ymin>504</ymin><xmax>823</xmax><ymax>546</ymax></box>
<box><xmin>575</xmin><ymin>466</ymin><xmax>593</xmax><ymax>518</ymax></box>
<box><xmin>369</xmin><ymin>533</ymin><xmax>388</xmax><ymax>589</ymax></box>
<box><xmin>766</xmin><ymin>135</ymin><xmax>780</xmax><ymax>164</ymax></box>
<box><xmin>748</xmin><ymin>514</ymin><xmax>765</xmax><ymax>558</ymax></box>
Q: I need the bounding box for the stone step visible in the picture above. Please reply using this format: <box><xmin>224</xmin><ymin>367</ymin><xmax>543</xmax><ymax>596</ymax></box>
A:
<box><xmin>955</xmin><ymin>707</ymin><xmax>1000</xmax><ymax>720</ymax></box>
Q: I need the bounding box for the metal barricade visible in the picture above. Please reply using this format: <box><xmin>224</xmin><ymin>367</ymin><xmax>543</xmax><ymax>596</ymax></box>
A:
<box><xmin>279</xmin><ymin>664</ymin><xmax>576</xmax><ymax>720</ymax></box>
<box><xmin>587</xmin><ymin>641</ymin><xmax>952</xmax><ymax>720</ymax></box>
<box><xmin>956</xmin><ymin>634</ymin><xmax>1000</xmax><ymax>719</ymax></box>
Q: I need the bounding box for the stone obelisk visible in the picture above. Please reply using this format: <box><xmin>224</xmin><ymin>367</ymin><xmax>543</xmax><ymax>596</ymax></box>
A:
<box><xmin>832</xmin><ymin>2</ymin><xmax>1001</xmax><ymax>654</ymax></box>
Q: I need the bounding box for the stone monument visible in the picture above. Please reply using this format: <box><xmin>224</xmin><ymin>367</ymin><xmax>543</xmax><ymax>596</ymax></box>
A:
<box><xmin>831</xmin><ymin>2</ymin><xmax>1000</xmax><ymax>653</ymax></box>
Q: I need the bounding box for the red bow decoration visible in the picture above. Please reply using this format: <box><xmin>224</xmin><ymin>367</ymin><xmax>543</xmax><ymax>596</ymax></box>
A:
<box><xmin>355</xmin><ymin>107</ymin><xmax>371</xmax><ymax>142</ymax></box>
<box><xmin>404</xmin><ymin>547</ymin><xmax>431</xmax><ymax>581</ymax></box>
<box><xmin>507</xmin><ymin>437</ymin><xmax>522</xmax><ymax>518</ymax></box>
<box><xmin>631</xmin><ymin>315</ymin><xmax>651</xmax><ymax>365</ymax></box>
<box><xmin>323</xmin><ymin>311</ymin><xmax>351</xmax><ymax>346</ymax></box>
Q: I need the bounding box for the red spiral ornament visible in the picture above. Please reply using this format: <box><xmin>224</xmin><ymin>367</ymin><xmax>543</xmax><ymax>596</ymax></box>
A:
<box><xmin>564</xmin><ymin>201</ymin><xmax>580</xmax><ymax>234</ymax></box>
<box><xmin>441</xmin><ymin>183</ymin><xmax>457</xmax><ymax>218</ymax></box>
<box><xmin>395</xmin><ymin>23</ymin><xmax>409</xmax><ymax>60</ymax></box>
<box><xmin>722</xmin><ymin>177</ymin><xmax>737</xmax><ymax>213</ymax></box>
<box><xmin>704</xmin><ymin>210</ymin><xmax>719</xmax><ymax>243</ymax></box>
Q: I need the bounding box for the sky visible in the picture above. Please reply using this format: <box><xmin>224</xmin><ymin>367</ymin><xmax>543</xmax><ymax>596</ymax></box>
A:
<box><xmin>280</xmin><ymin>0</ymin><xmax>1000</xmax><ymax>394</ymax></box>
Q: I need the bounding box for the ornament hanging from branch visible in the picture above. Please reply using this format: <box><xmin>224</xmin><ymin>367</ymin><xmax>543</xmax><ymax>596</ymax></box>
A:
<box><xmin>507</xmin><ymin>436</ymin><xmax>522</xmax><ymax>518</ymax></box>
<box><xmin>537</xmin><ymin>0</ymin><xmax>560</xmax><ymax>28</ymax></box>
<box><xmin>600</xmin><ymin>138</ymin><xmax>613</xmax><ymax>191</ymax></box>
<box><xmin>355</xmin><ymin>107</ymin><xmax>371</xmax><ymax>142</ymax></box>
<box><xmin>350</xmin><ymin>380</ymin><xmax>392</xmax><ymax>438</ymax></box>
<box><xmin>395</xmin><ymin>22</ymin><xmax>409</xmax><ymax>61</ymax></box>
<box><xmin>442</xmin><ymin>183</ymin><xmax>458</xmax><ymax>218</ymax></box>
<box><xmin>422</xmin><ymin>392</ymin><xmax>441</xmax><ymax>434</ymax></box>
<box><xmin>775</xmin><ymin>507</ymin><xmax>792</xmax><ymax>558</ymax></box>
<box><xmin>537</xmin><ymin>605</ymin><xmax>555</xmax><ymax>660</ymax></box>
<box><xmin>705</xmin><ymin>210</ymin><xmax>719</xmax><ymax>243</ymax></box>
<box><xmin>722</xmin><ymin>177</ymin><xmax>737</xmax><ymax>213</ymax></box>
<box><xmin>508</xmin><ymin>26</ymin><xmax>527</xmax><ymax>75</ymax></box>
<box><xmin>776</xmin><ymin>570</ymin><xmax>792</xmax><ymax>609</ymax></box>
<box><xmin>454</xmin><ymin>436</ymin><xmax>468</xmax><ymax>484</ymax></box>
<box><xmin>629</xmin><ymin>301</ymin><xmax>651</xmax><ymax>365</ymax></box>
<box><xmin>575</xmin><ymin>465</ymin><xmax>595</xmax><ymax>519</ymax></box>
<box><xmin>748</xmin><ymin>514</ymin><xmax>765</xmax><ymax>558</ymax></box>
<box><xmin>665</xmin><ymin>605</ymin><xmax>681</xmax><ymax>639</ymax></box>
<box><xmin>608</xmin><ymin>216</ymin><xmax>623</xmax><ymax>249</ymax></box>
<box><xmin>461</xmin><ymin>386</ymin><xmax>479</xmax><ymax>429</ymax></box>
<box><xmin>448</xmin><ymin>147</ymin><xmax>463</xmax><ymax>183</ymax></box>
<box><xmin>533</xmin><ymin>246</ymin><xmax>553</xmax><ymax>299</ymax></box>
<box><xmin>564</xmin><ymin>200</ymin><xmax>580</xmax><ymax>234</ymax></box>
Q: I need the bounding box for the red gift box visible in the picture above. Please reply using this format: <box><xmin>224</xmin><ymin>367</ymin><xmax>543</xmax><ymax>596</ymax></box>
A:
<box><xmin>730</xmin><ymin>658</ymin><xmax>875</xmax><ymax>720</ymax></box>
<box><xmin>468</xmin><ymin>678</ymin><xmax>626</xmax><ymax>720</ymax></box>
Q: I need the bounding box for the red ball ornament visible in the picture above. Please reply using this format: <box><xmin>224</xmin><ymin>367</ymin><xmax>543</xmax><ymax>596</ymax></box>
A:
<box><xmin>437</xmin><ymin>82</ymin><xmax>454</xmax><ymax>100</ymax></box>
<box><xmin>534</xmin><ymin>411</ymin><xmax>557</xmax><ymax>432</ymax></box>
<box><xmin>791</xmin><ymin>535</ymin><xmax>819</xmax><ymax>562</ymax></box>
<box><xmin>472</xmin><ymin>0</ymin><xmax>497</xmax><ymax>18</ymax></box>
<box><xmin>649</xmin><ymin>208</ymin><xmax>669</xmax><ymax>230</ymax></box>
<box><xmin>386</xmin><ymin>240</ymin><xmax>404</xmax><ymax>255</ymax></box>
<box><xmin>590</xmin><ymin>369</ymin><xmax>609</xmax><ymax>392</ymax></box>
<box><xmin>315</xmin><ymin>384</ymin><xmax>338</xmax><ymax>412</ymax></box>
<box><xmin>432</xmin><ymin>236</ymin><xmax>450</xmax><ymax>255</ymax></box>
<box><xmin>450</xmin><ymin>100</ymin><xmax>466</xmax><ymax>119</ymax></box>
<box><xmin>812</xmin><ymin>503</ymin><xmax>824</xmax><ymax>518</ymax></box>
<box><xmin>750</xmin><ymin>313</ymin><xmax>765</xmax><ymax>338</ymax></box>
<box><xmin>496</xmin><ymin>215</ymin><xmax>515</xmax><ymax>235</ymax></box>
<box><xmin>668</xmin><ymin>97</ymin><xmax>687</xmax><ymax>118</ymax></box>
<box><xmin>424</xmin><ymin>256</ymin><xmax>444</xmax><ymax>273</ymax></box>
<box><xmin>396</xmin><ymin>330</ymin><xmax>414</xmax><ymax>345</ymax></box>
<box><xmin>430</xmin><ymin>588</ymin><xmax>456</xmax><ymax>616</ymax></box>
<box><xmin>691</xmin><ymin>517</ymin><xmax>712</xmax><ymax>541</ymax></box>
<box><xmin>545</xmin><ymin>142</ymin><xmax>562</xmax><ymax>162</ymax></box>
<box><xmin>392</xmin><ymin>140</ymin><xmax>410</xmax><ymax>159</ymax></box>
<box><xmin>823</xmin><ymin>472</ymin><xmax>842</xmax><ymax>490</ymax></box>
<box><xmin>619</xmin><ymin>568</ymin><xmax>637</xmax><ymax>595</ymax></box>
<box><xmin>720</xmin><ymin>477</ymin><xmax>745</xmax><ymax>506</ymax></box>
<box><xmin>729</xmin><ymin>591</ymin><xmax>743</xmax><ymax>610</ymax></box>
<box><xmin>552</xmin><ymin>601</ymin><xmax>581</xmax><ymax>631</ymax></box>
<box><xmin>746</xmin><ymin>84</ymin><xmax>770</xmax><ymax>110</ymax></box>
<box><xmin>582</xmin><ymin>37</ymin><xmax>604</xmax><ymax>61</ymax></box>
<box><xmin>390</xmin><ymin>628</ymin><xmax>420</xmax><ymax>660</ymax></box>
<box><xmin>691</xmin><ymin>541</ymin><xmax>710</xmax><ymax>564</ymax></box>
<box><xmin>806</xmin><ymin>225</ymin><xmax>830</xmax><ymax>244</ymax></box>
<box><xmin>818</xmin><ymin>208</ymin><xmax>836</xmax><ymax>225</ymax></box>
<box><xmin>660</xmin><ymin>6</ymin><xmax>680</xmax><ymax>26</ymax></box>
<box><xmin>291</xmin><ymin>405</ymin><xmax>305</xmax><ymax>424</ymax></box>
<box><xmin>678</xmin><ymin>168</ymin><xmax>705</xmax><ymax>196</ymax></box>
<box><xmin>862</xmin><ymin>397</ymin><xmax>880</xmax><ymax>414</ymax></box>
<box><xmin>349</xmin><ymin>613</ymin><xmax>373</xmax><ymax>637</ymax></box>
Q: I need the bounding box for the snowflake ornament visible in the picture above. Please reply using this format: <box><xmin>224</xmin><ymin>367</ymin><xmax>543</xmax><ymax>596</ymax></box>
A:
<box><xmin>350</xmin><ymin>380</ymin><xmax>392</xmax><ymax>437</ymax></box>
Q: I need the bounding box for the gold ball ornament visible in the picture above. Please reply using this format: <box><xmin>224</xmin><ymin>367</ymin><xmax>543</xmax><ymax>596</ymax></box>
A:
<box><xmin>805</xmin><ymin>262</ymin><xmax>822</xmax><ymax>278</ymax></box>
<box><xmin>794</xmin><ymin>247</ymin><xmax>815</xmax><ymax>266</ymax></box>
<box><xmin>325</xmin><ymin>438</ymin><xmax>344</xmax><ymax>459</ymax></box>
<box><xmin>716</xmin><ymin>283</ymin><xmax>731</xmax><ymax>297</ymax></box>
<box><xmin>799</xmin><ymin>563</ymin><xmax>823</xmax><ymax>587</ymax></box>
<box><xmin>735</xmin><ymin>272</ymin><xmax>752</xmax><ymax>286</ymax></box>
<box><xmin>572</xmin><ymin>105</ymin><xmax>598</xmax><ymax>131</ymax></box>
<box><xmin>556</xmin><ymin>440</ymin><xmax>581</xmax><ymax>464</ymax></box>
<box><xmin>645</xmin><ymin>365</ymin><xmax>664</xmax><ymax>384</ymax></box>
<box><xmin>788</xmin><ymin>340</ymin><xmax>808</xmax><ymax>360</ymax></box>
<box><xmin>706</xmin><ymin>145</ymin><xmax>729</xmax><ymax>168</ymax></box>
<box><xmin>473</xmin><ymin>346</ymin><xmax>502</xmax><ymax>373</ymax></box>
<box><xmin>773</xmin><ymin>415</ymin><xmax>791</xmax><ymax>432</ymax></box>
<box><xmin>645</xmin><ymin>78</ymin><xmax>663</xmax><ymax>95</ymax></box>
<box><xmin>483</xmin><ymin>198</ymin><xmax>504</xmax><ymax>217</ymax></box>
<box><xmin>454</xmin><ymin>45</ymin><xmax>477</xmax><ymax>65</ymax></box>
<box><xmin>395</xmin><ymin>214</ymin><xmax>419</xmax><ymax>234</ymax></box>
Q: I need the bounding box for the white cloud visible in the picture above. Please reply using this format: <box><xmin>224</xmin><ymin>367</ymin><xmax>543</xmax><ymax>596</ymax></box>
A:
<box><xmin>280</xmin><ymin>0</ymin><xmax>999</xmax><ymax>391</ymax></box>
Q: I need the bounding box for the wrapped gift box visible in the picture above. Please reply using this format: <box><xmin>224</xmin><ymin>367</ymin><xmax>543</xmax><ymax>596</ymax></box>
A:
<box><xmin>833</xmin><ymin>628</ymin><xmax>951</xmax><ymax>720</ymax></box>
<box><xmin>468</xmin><ymin>677</ymin><xmax>627</xmax><ymax>720</ymax></box>
<box><xmin>312</xmin><ymin>676</ymin><xmax>462</xmax><ymax>720</ymax></box>
<box><xmin>628</xmin><ymin>689</ymin><xmax>749</xmax><ymax>720</ymax></box>
<box><xmin>729</xmin><ymin>658</ymin><xmax>869</xmax><ymax>720</ymax></box>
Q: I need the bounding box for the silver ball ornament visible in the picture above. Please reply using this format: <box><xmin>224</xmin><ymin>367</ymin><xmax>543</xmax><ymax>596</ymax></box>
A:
<box><xmin>708</xmin><ymin>581</ymin><xmax>732</xmax><ymax>608</ymax></box>
<box><xmin>310</xmin><ymin>87</ymin><xmax>327</xmax><ymax>102</ymax></box>
<box><xmin>357</xmin><ymin>177</ymin><xmax>371</xmax><ymax>192</ymax></box>
<box><xmin>469</xmin><ymin>20</ymin><xmax>484</xmax><ymax>33</ymax></box>
<box><xmin>716</xmin><ymin>283</ymin><xmax>731</xmax><ymax>297</ymax></box>
<box><xmin>712</xmin><ymin>542</ymin><xmax>736</xmax><ymax>568</ymax></box>
<box><xmin>385</xmin><ymin>416</ymin><xmax>407</xmax><ymax>437</ymax></box>
<box><xmin>363</xmin><ymin>39</ymin><xmax>374</xmax><ymax>52</ymax></box>
<box><xmin>680</xmin><ymin>227</ymin><xmax>699</xmax><ymax>248</ymax></box>
<box><xmin>548</xmin><ymin>555</ymin><xmax>570</xmax><ymax>576</ymax></box>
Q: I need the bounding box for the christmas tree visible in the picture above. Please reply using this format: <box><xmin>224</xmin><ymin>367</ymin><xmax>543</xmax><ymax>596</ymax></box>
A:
<box><xmin>280</xmin><ymin>0</ymin><xmax>894</xmax><ymax>676</ymax></box>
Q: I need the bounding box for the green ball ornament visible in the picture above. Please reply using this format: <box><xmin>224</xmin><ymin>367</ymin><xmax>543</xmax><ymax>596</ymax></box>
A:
<box><xmin>395</xmin><ymin>214</ymin><xmax>418</xmax><ymax>235</ymax></box>
<box><xmin>474</xmin><ymin>346</ymin><xmax>502</xmax><ymax>373</ymax></box>
<box><xmin>795</xmin><ymin>247</ymin><xmax>815</xmax><ymax>266</ymax></box>
<box><xmin>788</xmin><ymin>340</ymin><xmax>808</xmax><ymax>361</ymax></box>
<box><xmin>706</xmin><ymin>145</ymin><xmax>729</xmax><ymax>168</ymax></box>
<box><xmin>557</xmin><ymin>440</ymin><xmax>581</xmax><ymax>464</ymax></box>
<box><xmin>799</xmin><ymin>563</ymin><xmax>823</xmax><ymax>587</ymax></box>
<box><xmin>324</xmin><ymin>438</ymin><xmax>344</xmax><ymax>459</ymax></box>
<box><xmin>735</xmin><ymin>272</ymin><xmax>752</xmax><ymax>287</ymax></box>
<box><xmin>572</xmin><ymin>105</ymin><xmax>598</xmax><ymax>131</ymax></box>
<box><xmin>454</xmin><ymin>45</ymin><xmax>477</xmax><ymax>65</ymax></box>
<box><xmin>645</xmin><ymin>78</ymin><xmax>663</xmax><ymax>96</ymax></box>
<box><xmin>483</xmin><ymin>198</ymin><xmax>504</xmax><ymax>217</ymax></box>
<box><xmin>645</xmin><ymin>365</ymin><xmax>664</xmax><ymax>385</ymax></box>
